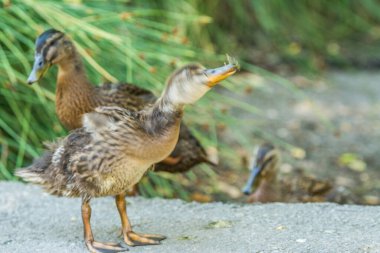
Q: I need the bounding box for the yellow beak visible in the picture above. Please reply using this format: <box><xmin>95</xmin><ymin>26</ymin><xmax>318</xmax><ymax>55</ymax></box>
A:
<box><xmin>204</xmin><ymin>63</ymin><xmax>238</xmax><ymax>87</ymax></box>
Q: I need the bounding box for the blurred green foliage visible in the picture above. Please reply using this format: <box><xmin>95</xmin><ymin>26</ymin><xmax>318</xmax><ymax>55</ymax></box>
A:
<box><xmin>193</xmin><ymin>0</ymin><xmax>380</xmax><ymax>71</ymax></box>
<box><xmin>1</xmin><ymin>0</ymin><xmax>380</xmax><ymax>199</ymax></box>
<box><xmin>0</xmin><ymin>0</ymin><xmax>257</xmax><ymax>199</ymax></box>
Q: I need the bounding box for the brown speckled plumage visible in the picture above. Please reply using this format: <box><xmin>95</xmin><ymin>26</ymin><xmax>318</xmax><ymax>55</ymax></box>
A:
<box><xmin>20</xmin><ymin>60</ymin><xmax>238</xmax><ymax>252</ymax></box>
<box><xmin>17</xmin><ymin>106</ymin><xmax>181</xmax><ymax>199</ymax></box>
<box><xmin>20</xmin><ymin>64</ymin><xmax>215</xmax><ymax>198</ymax></box>
<box><xmin>30</xmin><ymin>29</ymin><xmax>211</xmax><ymax>174</ymax></box>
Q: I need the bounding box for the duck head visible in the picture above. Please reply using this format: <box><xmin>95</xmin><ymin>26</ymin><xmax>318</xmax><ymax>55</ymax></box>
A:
<box><xmin>27</xmin><ymin>29</ymin><xmax>74</xmax><ymax>84</ymax></box>
<box><xmin>242</xmin><ymin>143</ymin><xmax>280</xmax><ymax>195</ymax></box>
<box><xmin>162</xmin><ymin>61</ymin><xmax>238</xmax><ymax>107</ymax></box>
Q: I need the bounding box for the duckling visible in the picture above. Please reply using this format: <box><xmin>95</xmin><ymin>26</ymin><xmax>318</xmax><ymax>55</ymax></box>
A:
<box><xmin>27</xmin><ymin>28</ymin><xmax>213</xmax><ymax>173</ymax></box>
<box><xmin>17</xmin><ymin>62</ymin><xmax>237</xmax><ymax>253</ymax></box>
<box><xmin>242</xmin><ymin>143</ymin><xmax>334</xmax><ymax>203</ymax></box>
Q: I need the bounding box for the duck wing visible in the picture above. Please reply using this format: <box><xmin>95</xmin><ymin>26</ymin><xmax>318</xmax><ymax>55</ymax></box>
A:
<box><xmin>154</xmin><ymin>123</ymin><xmax>213</xmax><ymax>173</ymax></box>
<box><xmin>95</xmin><ymin>83</ymin><xmax>155</xmax><ymax>111</ymax></box>
<box><xmin>96</xmin><ymin>83</ymin><xmax>213</xmax><ymax>173</ymax></box>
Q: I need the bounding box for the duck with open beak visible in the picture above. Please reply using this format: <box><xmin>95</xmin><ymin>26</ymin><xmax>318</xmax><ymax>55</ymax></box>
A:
<box><xmin>206</xmin><ymin>55</ymin><xmax>239</xmax><ymax>87</ymax></box>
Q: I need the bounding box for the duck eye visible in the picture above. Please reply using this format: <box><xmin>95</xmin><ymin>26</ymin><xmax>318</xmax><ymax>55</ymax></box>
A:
<box><xmin>49</xmin><ymin>40</ymin><xmax>58</xmax><ymax>47</ymax></box>
<box><xmin>260</xmin><ymin>155</ymin><xmax>274</xmax><ymax>170</ymax></box>
<box><xmin>38</xmin><ymin>61</ymin><xmax>43</xmax><ymax>67</ymax></box>
<box><xmin>265</xmin><ymin>156</ymin><xmax>274</xmax><ymax>162</ymax></box>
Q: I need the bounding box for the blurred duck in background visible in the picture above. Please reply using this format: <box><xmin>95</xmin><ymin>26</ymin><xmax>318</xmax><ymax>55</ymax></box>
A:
<box><xmin>242</xmin><ymin>143</ymin><xmax>354</xmax><ymax>204</ymax></box>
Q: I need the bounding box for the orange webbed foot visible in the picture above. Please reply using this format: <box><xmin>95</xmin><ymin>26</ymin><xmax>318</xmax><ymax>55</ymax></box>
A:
<box><xmin>86</xmin><ymin>241</ymin><xmax>128</xmax><ymax>253</ymax></box>
<box><xmin>123</xmin><ymin>231</ymin><xmax>166</xmax><ymax>246</ymax></box>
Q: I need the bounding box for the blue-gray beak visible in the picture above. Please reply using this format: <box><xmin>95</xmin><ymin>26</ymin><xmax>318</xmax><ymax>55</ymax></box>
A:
<box><xmin>27</xmin><ymin>53</ymin><xmax>49</xmax><ymax>84</ymax></box>
<box><xmin>242</xmin><ymin>165</ymin><xmax>261</xmax><ymax>195</ymax></box>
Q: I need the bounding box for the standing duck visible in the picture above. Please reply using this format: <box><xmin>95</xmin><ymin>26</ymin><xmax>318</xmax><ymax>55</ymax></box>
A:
<box><xmin>242</xmin><ymin>143</ymin><xmax>335</xmax><ymax>203</ymax></box>
<box><xmin>27</xmin><ymin>28</ymin><xmax>213</xmax><ymax>173</ymax></box>
<box><xmin>17</xmin><ymin>62</ymin><xmax>238</xmax><ymax>252</ymax></box>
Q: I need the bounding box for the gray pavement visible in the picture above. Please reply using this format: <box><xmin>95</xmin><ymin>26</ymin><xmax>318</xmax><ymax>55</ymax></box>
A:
<box><xmin>0</xmin><ymin>182</ymin><xmax>379</xmax><ymax>253</ymax></box>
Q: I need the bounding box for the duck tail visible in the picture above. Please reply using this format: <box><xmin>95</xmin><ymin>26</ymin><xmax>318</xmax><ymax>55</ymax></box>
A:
<box><xmin>16</xmin><ymin>167</ymin><xmax>47</xmax><ymax>185</ymax></box>
<box><xmin>16</xmin><ymin>142</ymin><xmax>56</xmax><ymax>185</ymax></box>
<box><xmin>203</xmin><ymin>146</ymin><xmax>219</xmax><ymax>167</ymax></box>
<box><xmin>202</xmin><ymin>156</ymin><xmax>218</xmax><ymax>167</ymax></box>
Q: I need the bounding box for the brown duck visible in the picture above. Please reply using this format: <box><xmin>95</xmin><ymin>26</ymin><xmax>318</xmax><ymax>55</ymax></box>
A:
<box><xmin>27</xmin><ymin>28</ymin><xmax>213</xmax><ymax>173</ymax></box>
<box><xmin>242</xmin><ymin>143</ymin><xmax>336</xmax><ymax>203</ymax></box>
<box><xmin>18</xmin><ymin>62</ymin><xmax>238</xmax><ymax>252</ymax></box>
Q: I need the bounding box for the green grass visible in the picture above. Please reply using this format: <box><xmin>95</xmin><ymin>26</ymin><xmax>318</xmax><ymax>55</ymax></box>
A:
<box><xmin>0</xmin><ymin>0</ymin><xmax>264</xmax><ymax>199</ymax></box>
<box><xmin>186</xmin><ymin>0</ymin><xmax>380</xmax><ymax>71</ymax></box>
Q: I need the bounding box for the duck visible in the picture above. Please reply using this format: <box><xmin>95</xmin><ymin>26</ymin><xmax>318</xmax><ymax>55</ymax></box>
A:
<box><xmin>242</xmin><ymin>143</ymin><xmax>336</xmax><ymax>203</ymax></box>
<box><xmin>27</xmin><ymin>28</ymin><xmax>214</xmax><ymax>173</ymax></box>
<box><xmin>17</xmin><ymin>62</ymin><xmax>238</xmax><ymax>253</ymax></box>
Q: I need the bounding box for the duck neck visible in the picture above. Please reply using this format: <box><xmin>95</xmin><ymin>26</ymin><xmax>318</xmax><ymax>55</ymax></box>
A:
<box><xmin>251</xmin><ymin>174</ymin><xmax>280</xmax><ymax>203</ymax></box>
<box><xmin>143</xmin><ymin>94</ymin><xmax>184</xmax><ymax>136</ymax></box>
<box><xmin>56</xmin><ymin>49</ymin><xmax>93</xmax><ymax>95</ymax></box>
<box><xmin>55</xmin><ymin>48</ymin><xmax>97</xmax><ymax>129</ymax></box>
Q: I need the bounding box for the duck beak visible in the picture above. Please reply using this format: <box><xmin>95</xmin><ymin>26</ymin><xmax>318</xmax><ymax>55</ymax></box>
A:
<box><xmin>242</xmin><ymin>165</ymin><xmax>261</xmax><ymax>195</ymax></box>
<box><xmin>204</xmin><ymin>63</ymin><xmax>238</xmax><ymax>87</ymax></box>
<box><xmin>27</xmin><ymin>54</ymin><xmax>50</xmax><ymax>85</ymax></box>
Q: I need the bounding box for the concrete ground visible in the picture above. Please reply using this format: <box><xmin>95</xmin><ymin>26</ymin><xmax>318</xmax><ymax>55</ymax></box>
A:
<box><xmin>0</xmin><ymin>182</ymin><xmax>379</xmax><ymax>253</ymax></box>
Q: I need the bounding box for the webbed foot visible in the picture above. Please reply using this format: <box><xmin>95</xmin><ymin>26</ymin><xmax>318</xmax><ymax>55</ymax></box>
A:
<box><xmin>123</xmin><ymin>231</ymin><xmax>166</xmax><ymax>246</ymax></box>
<box><xmin>86</xmin><ymin>241</ymin><xmax>128</xmax><ymax>253</ymax></box>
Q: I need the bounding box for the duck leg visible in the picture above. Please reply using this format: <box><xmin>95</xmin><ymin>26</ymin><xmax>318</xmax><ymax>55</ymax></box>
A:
<box><xmin>81</xmin><ymin>198</ymin><xmax>127</xmax><ymax>253</ymax></box>
<box><xmin>115</xmin><ymin>193</ymin><xmax>166</xmax><ymax>246</ymax></box>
